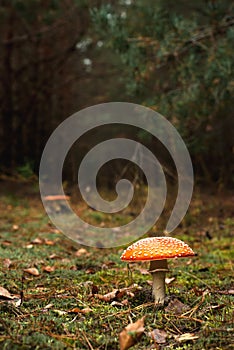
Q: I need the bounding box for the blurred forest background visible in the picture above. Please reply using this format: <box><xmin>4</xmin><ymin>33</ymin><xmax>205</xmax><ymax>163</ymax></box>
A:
<box><xmin>0</xmin><ymin>0</ymin><xmax>233</xmax><ymax>189</ymax></box>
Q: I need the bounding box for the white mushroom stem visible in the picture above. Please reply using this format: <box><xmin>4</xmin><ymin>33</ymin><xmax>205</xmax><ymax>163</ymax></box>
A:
<box><xmin>149</xmin><ymin>259</ymin><xmax>169</xmax><ymax>304</ymax></box>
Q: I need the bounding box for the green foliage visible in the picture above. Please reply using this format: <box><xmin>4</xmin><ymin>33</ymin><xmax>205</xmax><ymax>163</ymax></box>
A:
<box><xmin>16</xmin><ymin>162</ymin><xmax>34</xmax><ymax>179</ymax></box>
<box><xmin>92</xmin><ymin>0</ymin><xmax>234</xmax><ymax>185</ymax></box>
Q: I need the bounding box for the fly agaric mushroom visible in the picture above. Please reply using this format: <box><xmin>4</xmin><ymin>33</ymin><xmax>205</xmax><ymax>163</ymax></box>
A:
<box><xmin>121</xmin><ymin>237</ymin><xmax>195</xmax><ymax>304</ymax></box>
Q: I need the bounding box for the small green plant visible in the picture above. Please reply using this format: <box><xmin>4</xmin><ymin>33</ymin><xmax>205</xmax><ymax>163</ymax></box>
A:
<box><xmin>16</xmin><ymin>162</ymin><xmax>34</xmax><ymax>179</ymax></box>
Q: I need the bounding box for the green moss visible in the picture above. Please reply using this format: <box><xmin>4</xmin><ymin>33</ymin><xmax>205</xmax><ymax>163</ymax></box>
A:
<box><xmin>0</xmin><ymin>188</ymin><xmax>233</xmax><ymax>349</ymax></box>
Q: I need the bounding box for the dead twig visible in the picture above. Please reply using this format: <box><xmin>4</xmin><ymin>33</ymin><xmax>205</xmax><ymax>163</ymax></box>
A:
<box><xmin>81</xmin><ymin>330</ymin><xmax>95</xmax><ymax>350</ymax></box>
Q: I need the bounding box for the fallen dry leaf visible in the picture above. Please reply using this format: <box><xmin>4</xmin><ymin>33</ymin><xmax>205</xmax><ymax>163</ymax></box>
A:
<box><xmin>149</xmin><ymin>329</ymin><xmax>167</xmax><ymax>344</ymax></box>
<box><xmin>165</xmin><ymin>277</ymin><xmax>175</xmax><ymax>284</ymax></box>
<box><xmin>44</xmin><ymin>239</ymin><xmax>55</xmax><ymax>245</ymax></box>
<box><xmin>68</xmin><ymin>307</ymin><xmax>92</xmax><ymax>314</ymax></box>
<box><xmin>0</xmin><ymin>286</ymin><xmax>13</xmax><ymax>299</ymax></box>
<box><xmin>119</xmin><ymin>316</ymin><xmax>145</xmax><ymax>350</ymax></box>
<box><xmin>31</xmin><ymin>237</ymin><xmax>43</xmax><ymax>244</ymax></box>
<box><xmin>79</xmin><ymin>307</ymin><xmax>92</xmax><ymax>314</ymax></box>
<box><xmin>165</xmin><ymin>298</ymin><xmax>190</xmax><ymax>315</ymax></box>
<box><xmin>3</xmin><ymin>258</ymin><xmax>12</xmax><ymax>268</ymax></box>
<box><xmin>42</xmin><ymin>265</ymin><xmax>55</xmax><ymax>273</ymax></box>
<box><xmin>75</xmin><ymin>248</ymin><xmax>90</xmax><ymax>257</ymax></box>
<box><xmin>94</xmin><ymin>285</ymin><xmax>141</xmax><ymax>303</ymax></box>
<box><xmin>49</xmin><ymin>254</ymin><xmax>60</xmax><ymax>259</ymax></box>
<box><xmin>95</xmin><ymin>291</ymin><xmax>117</xmax><ymax>302</ymax></box>
<box><xmin>52</xmin><ymin>307</ymin><xmax>92</xmax><ymax>316</ymax></box>
<box><xmin>2</xmin><ymin>240</ymin><xmax>12</xmax><ymax>246</ymax></box>
<box><xmin>174</xmin><ymin>332</ymin><xmax>199</xmax><ymax>342</ymax></box>
<box><xmin>111</xmin><ymin>299</ymin><xmax>129</xmax><ymax>307</ymax></box>
<box><xmin>25</xmin><ymin>244</ymin><xmax>33</xmax><ymax>249</ymax></box>
<box><xmin>0</xmin><ymin>286</ymin><xmax>22</xmax><ymax>307</ymax></box>
<box><xmin>24</xmin><ymin>267</ymin><xmax>40</xmax><ymax>276</ymax></box>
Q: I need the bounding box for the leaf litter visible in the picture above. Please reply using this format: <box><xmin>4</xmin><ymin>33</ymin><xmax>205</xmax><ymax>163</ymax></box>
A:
<box><xmin>0</xmin><ymin>185</ymin><xmax>233</xmax><ymax>349</ymax></box>
<box><xmin>119</xmin><ymin>316</ymin><xmax>145</xmax><ymax>350</ymax></box>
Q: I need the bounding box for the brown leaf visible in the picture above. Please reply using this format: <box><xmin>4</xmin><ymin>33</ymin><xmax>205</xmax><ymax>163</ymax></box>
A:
<box><xmin>44</xmin><ymin>239</ymin><xmax>55</xmax><ymax>245</ymax></box>
<box><xmin>80</xmin><ymin>307</ymin><xmax>92</xmax><ymax>314</ymax></box>
<box><xmin>94</xmin><ymin>285</ymin><xmax>141</xmax><ymax>303</ymax></box>
<box><xmin>149</xmin><ymin>328</ymin><xmax>167</xmax><ymax>344</ymax></box>
<box><xmin>31</xmin><ymin>237</ymin><xmax>43</xmax><ymax>244</ymax></box>
<box><xmin>119</xmin><ymin>316</ymin><xmax>145</xmax><ymax>350</ymax></box>
<box><xmin>75</xmin><ymin>248</ymin><xmax>90</xmax><ymax>257</ymax></box>
<box><xmin>24</xmin><ymin>267</ymin><xmax>40</xmax><ymax>276</ymax></box>
<box><xmin>42</xmin><ymin>265</ymin><xmax>55</xmax><ymax>273</ymax></box>
<box><xmin>68</xmin><ymin>307</ymin><xmax>92</xmax><ymax>314</ymax></box>
<box><xmin>3</xmin><ymin>258</ymin><xmax>12</xmax><ymax>268</ymax></box>
<box><xmin>94</xmin><ymin>292</ymin><xmax>116</xmax><ymax>302</ymax></box>
<box><xmin>111</xmin><ymin>299</ymin><xmax>129</xmax><ymax>307</ymax></box>
<box><xmin>49</xmin><ymin>254</ymin><xmax>60</xmax><ymax>259</ymax></box>
<box><xmin>0</xmin><ymin>286</ymin><xmax>13</xmax><ymax>300</ymax></box>
<box><xmin>0</xmin><ymin>286</ymin><xmax>21</xmax><ymax>307</ymax></box>
<box><xmin>165</xmin><ymin>298</ymin><xmax>190</xmax><ymax>315</ymax></box>
<box><xmin>2</xmin><ymin>240</ymin><xmax>12</xmax><ymax>246</ymax></box>
<box><xmin>68</xmin><ymin>307</ymin><xmax>82</xmax><ymax>313</ymax></box>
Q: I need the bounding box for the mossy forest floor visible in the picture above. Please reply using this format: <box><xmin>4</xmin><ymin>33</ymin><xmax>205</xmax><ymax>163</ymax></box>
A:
<box><xmin>0</xmin><ymin>178</ymin><xmax>233</xmax><ymax>349</ymax></box>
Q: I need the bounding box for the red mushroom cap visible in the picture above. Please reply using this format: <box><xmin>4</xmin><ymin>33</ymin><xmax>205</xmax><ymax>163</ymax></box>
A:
<box><xmin>121</xmin><ymin>237</ymin><xmax>195</xmax><ymax>261</ymax></box>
